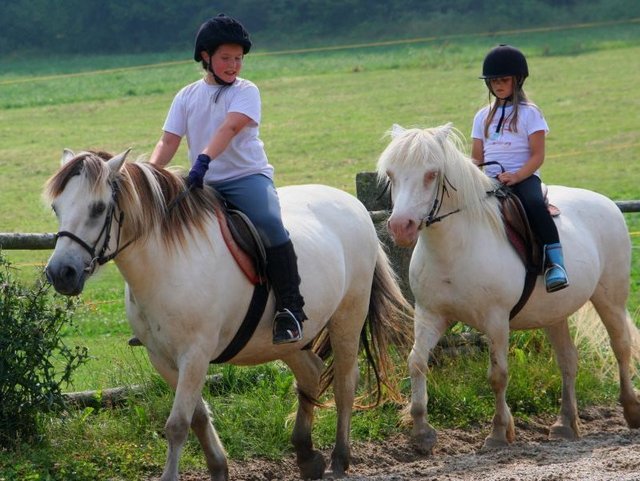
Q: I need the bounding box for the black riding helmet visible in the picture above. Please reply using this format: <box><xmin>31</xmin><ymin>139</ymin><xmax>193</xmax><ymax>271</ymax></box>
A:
<box><xmin>480</xmin><ymin>44</ymin><xmax>528</xmax><ymax>88</ymax></box>
<box><xmin>480</xmin><ymin>45</ymin><xmax>529</xmax><ymax>134</ymax></box>
<box><xmin>193</xmin><ymin>13</ymin><xmax>252</xmax><ymax>62</ymax></box>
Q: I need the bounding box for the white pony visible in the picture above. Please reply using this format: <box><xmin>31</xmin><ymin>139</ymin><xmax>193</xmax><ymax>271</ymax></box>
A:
<box><xmin>44</xmin><ymin>150</ymin><xmax>412</xmax><ymax>481</ymax></box>
<box><xmin>377</xmin><ymin>124</ymin><xmax>640</xmax><ymax>453</ymax></box>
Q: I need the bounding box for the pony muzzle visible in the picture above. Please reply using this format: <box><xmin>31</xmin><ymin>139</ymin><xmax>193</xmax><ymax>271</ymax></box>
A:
<box><xmin>44</xmin><ymin>258</ymin><xmax>87</xmax><ymax>296</ymax></box>
<box><xmin>387</xmin><ymin>217</ymin><xmax>419</xmax><ymax>248</ymax></box>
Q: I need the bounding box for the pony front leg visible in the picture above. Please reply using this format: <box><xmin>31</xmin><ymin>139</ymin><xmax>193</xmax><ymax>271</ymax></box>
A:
<box><xmin>483</xmin><ymin>324</ymin><xmax>515</xmax><ymax>449</ymax></box>
<box><xmin>161</xmin><ymin>354</ymin><xmax>220</xmax><ymax>481</ymax></box>
<box><xmin>191</xmin><ymin>397</ymin><xmax>229</xmax><ymax>480</ymax></box>
<box><xmin>409</xmin><ymin>308</ymin><xmax>449</xmax><ymax>455</ymax></box>
<box><xmin>544</xmin><ymin>320</ymin><xmax>580</xmax><ymax>440</ymax></box>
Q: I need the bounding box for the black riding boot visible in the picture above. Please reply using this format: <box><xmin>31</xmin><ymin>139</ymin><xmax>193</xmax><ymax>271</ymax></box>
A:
<box><xmin>266</xmin><ymin>240</ymin><xmax>307</xmax><ymax>344</ymax></box>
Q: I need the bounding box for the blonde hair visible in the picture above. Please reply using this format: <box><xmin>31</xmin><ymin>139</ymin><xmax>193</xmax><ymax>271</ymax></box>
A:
<box><xmin>482</xmin><ymin>77</ymin><xmax>535</xmax><ymax>139</ymax></box>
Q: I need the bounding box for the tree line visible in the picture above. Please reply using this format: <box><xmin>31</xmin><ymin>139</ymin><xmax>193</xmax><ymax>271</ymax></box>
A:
<box><xmin>0</xmin><ymin>0</ymin><xmax>637</xmax><ymax>57</ymax></box>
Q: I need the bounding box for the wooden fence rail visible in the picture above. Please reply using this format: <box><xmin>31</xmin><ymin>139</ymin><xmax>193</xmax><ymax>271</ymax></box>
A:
<box><xmin>2</xmin><ymin>205</ymin><xmax>638</xmax><ymax>251</ymax></box>
<box><xmin>0</xmin><ymin>233</ymin><xmax>57</xmax><ymax>250</ymax></box>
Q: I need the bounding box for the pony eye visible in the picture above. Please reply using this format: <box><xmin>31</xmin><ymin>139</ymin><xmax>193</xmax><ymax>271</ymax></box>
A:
<box><xmin>424</xmin><ymin>171</ymin><xmax>437</xmax><ymax>185</ymax></box>
<box><xmin>90</xmin><ymin>201</ymin><xmax>106</xmax><ymax>218</ymax></box>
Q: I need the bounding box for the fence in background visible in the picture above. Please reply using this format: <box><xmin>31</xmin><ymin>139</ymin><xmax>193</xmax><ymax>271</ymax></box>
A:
<box><xmin>2</xmin><ymin>172</ymin><xmax>639</xmax><ymax>405</ymax></box>
<box><xmin>1</xmin><ymin>172</ymin><xmax>639</xmax><ymax>301</ymax></box>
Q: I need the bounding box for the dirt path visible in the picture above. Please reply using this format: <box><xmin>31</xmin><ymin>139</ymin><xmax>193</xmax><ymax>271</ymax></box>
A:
<box><xmin>178</xmin><ymin>405</ymin><xmax>640</xmax><ymax>481</ymax></box>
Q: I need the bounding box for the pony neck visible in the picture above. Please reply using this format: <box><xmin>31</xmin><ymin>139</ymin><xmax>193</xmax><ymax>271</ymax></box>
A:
<box><xmin>426</xmin><ymin>163</ymin><xmax>504</xmax><ymax>244</ymax></box>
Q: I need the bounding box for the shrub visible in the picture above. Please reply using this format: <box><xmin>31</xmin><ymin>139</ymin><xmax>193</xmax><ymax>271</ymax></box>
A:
<box><xmin>0</xmin><ymin>253</ymin><xmax>88</xmax><ymax>449</ymax></box>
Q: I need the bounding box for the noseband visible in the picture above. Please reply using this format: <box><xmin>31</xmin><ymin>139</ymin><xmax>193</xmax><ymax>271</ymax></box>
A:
<box><xmin>55</xmin><ymin>181</ymin><xmax>129</xmax><ymax>274</ymax></box>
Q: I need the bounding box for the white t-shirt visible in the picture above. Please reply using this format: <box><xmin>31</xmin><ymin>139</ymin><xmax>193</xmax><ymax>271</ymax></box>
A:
<box><xmin>471</xmin><ymin>103</ymin><xmax>549</xmax><ymax>178</ymax></box>
<box><xmin>163</xmin><ymin>77</ymin><xmax>274</xmax><ymax>183</ymax></box>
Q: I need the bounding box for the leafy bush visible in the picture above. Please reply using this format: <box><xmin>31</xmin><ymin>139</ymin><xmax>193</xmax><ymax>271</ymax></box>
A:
<box><xmin>0</xmin><ymin>253</ymin><xmax>88</xmax><ymax>449</ymax></box>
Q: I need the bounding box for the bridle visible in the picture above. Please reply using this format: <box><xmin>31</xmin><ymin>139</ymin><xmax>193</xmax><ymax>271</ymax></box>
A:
<box><xmin>419</xmin><ymin>174</ymin><xmax>460</xmax><ymax>229</ymax></box>
<box><xmin>380</xmin><ymin>173</ymin><xmax>461</xmax><ymax>230</ymax></box>
<box><xmin>384</xmin><ymin>161</ymin><xmax>507</xmax><ymax>231</ymax></box>
<box><xmin>420</xmin><ymin>162</ymin><xmax>510</xmax><ymax>229</ymax></box>
<box><xmin>55</xmin><ymin>180</ymin><xmax>130</xmax><ymax>274</ymax></box>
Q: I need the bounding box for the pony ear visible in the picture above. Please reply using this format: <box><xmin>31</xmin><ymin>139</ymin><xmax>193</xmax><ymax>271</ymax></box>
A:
<box><xmin>107</xmin><ymin>148</ymin><xmax>131</xmax><ymax>173</ymax></box>
<box><xmin>390</xmin><ymin>124</ymin><xmax>406</xmax><ymax>138</ymax></box>
<box><xmin>435</xmin><ymin>122</ymin><xmax>453</xmax><ymax>144</ymax></box>
<box><xmin>61</xmin><ymin>148</ymin><xmax>76</xmax><ymax>165</ymax></box>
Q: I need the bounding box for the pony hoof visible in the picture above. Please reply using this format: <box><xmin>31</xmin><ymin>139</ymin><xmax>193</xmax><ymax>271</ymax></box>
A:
<box><xmin>481</xmin><ymin>436</ymin><xmax>509</xmax><ymax>450</ymax></box>
<box><xmin>298</xmin><ymin>451</ymin><xmax>326</xmax><ymax>480</ymax></box>
<box><xmin>549</xmin><ymin>423</ymin><xmax>579</xmax><ymax>441</ymax></box>
<box><xmin>412</xmin><ymin>429</ymin><xmax>437</xmax><ymax>455</ymax></box>
<box><xmin>325</xmin><ymin>468</ymin><xmax>347</xmax><ymax>479</ymax></box>
<box><xmin>624</xmin><ymin>414</ymin><xmax>640</xmax><ymax>429</ymax></box>
<box><xmin>622</xmin><ymin>402</ymin><xmax>640</xmax><ymax>429</ymax></box>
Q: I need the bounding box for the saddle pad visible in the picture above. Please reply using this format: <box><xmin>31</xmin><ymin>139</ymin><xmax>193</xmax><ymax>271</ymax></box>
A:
<box><xmin>214</xmin><ymin>207</ymin><xmax>266</xmax><ymax>285</ymax></box>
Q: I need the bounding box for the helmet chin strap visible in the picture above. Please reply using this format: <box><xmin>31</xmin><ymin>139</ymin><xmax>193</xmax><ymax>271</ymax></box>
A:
<box><xmin>491</xmin><ymin>91</ymin><xmax>513</xmax><ymax>135</ymax></box>
<box><xmin>206</xmin><ymin>55</ymin><xmax>233</xmax><ymax>102</ymax></box>
<box><xmin>210</xmin><ymin>69</ymin><xmax>233</xmax><ymax>86</ymax></box>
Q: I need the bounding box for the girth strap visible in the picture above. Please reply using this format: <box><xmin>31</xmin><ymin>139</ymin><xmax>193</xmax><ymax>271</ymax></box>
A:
<box><xmin>509</xmin><ymin>265</ymin><xmax>538</xmax><ymax>320</ymax></box>
<box><xmin>210</xmin><ymin>282</ymin><xmax>269</xmax><ymax>364</ymax></box>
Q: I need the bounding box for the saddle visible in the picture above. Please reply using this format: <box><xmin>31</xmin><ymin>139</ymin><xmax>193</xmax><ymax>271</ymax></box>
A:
<box><xmin>495</xmin><ymin>184</ymin><xmax>560</xmax><ymax>319</ymax></box>
<box><xmin>215</xmin><ymin>207</ymin><xmax>267</xmax><ymax>285</ymax></box>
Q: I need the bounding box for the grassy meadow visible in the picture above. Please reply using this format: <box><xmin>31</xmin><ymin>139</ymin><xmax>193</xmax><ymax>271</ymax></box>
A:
<box><xmin>1</xmin><ymin>20</ymin><xmax>639</xmax><ymax>480</ymax></box>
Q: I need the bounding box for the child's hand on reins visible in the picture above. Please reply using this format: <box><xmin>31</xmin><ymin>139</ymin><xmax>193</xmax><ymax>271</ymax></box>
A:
<box><xmin>187</xmin><ymin>154</ymin><xmax>212</xmax><ymax>188</ymax></box>
<box><xmin>498</xmin><ymin>171</ymin><xmax>520</xmax><ymax>186</ymax></box>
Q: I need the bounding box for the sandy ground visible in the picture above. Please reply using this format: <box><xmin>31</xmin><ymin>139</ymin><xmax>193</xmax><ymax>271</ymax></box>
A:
<box><xmin>173</xmin><ymin>405</ymin><xmax>640</xmax><ymax>481</ymax></box>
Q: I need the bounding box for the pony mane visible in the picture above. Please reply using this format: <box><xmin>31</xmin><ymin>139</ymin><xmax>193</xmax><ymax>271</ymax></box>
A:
<box><xmin>45</xmin><ymin>151</ymin><xmax>221</xmax><ymax>250</ymax></box>
<box><xmin>377</xmin><ymin>125</ymin><xmax>504</xmax><ymax>235</ymax></box>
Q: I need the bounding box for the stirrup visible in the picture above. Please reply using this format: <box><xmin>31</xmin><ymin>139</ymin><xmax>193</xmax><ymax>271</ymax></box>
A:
<box><xmin>545</xmin><ymin>265</ymin><xmax>569</xmax><ymax>293</ymax></box>
<box><xmin>272</xmin><ymin>308</ymin><xmax>303</xmax><ymax>345</ymax></box>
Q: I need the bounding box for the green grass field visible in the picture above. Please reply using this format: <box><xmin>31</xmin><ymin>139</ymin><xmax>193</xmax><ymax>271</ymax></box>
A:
<box><xmin>1</xmin><ymin>20</ymin><xmax>639</xmax><ymax>480</ymax></box>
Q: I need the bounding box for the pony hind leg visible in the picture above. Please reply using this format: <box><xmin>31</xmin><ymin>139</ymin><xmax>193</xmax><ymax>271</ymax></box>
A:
<box><xmin>409</xmin><ymin>307</ymin><xmax>450</xmax><ymax>455</ymax></box>
<box><xmin>544</xmin><ymin>319</ymin><xmax>580</xmax><ymax>440</ymax></box>
<box><xmin>591</xmin><ymin>291</ymin><xmax>640</xmax><ymax>428</ymax></box>
<box><xmin>326</xmin><ymin>315</ymin><xmax>363</xmax><ymax>478</ymax></box>
<box><xmin>284</xmin><ymin>349</ymin><xmax>327</xmax><ymax>480</ymax></box>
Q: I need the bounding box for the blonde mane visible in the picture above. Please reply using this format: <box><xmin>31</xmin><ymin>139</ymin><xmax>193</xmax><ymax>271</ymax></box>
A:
<box><xmin>377</xmin><ymin>125</ymin><xmax>504</xmax><ymax>235</ymax></box>
<box><xmin>44</xmin><ymin>151</ymin><xmax>221</xmax><ymax>250</ymax></box>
